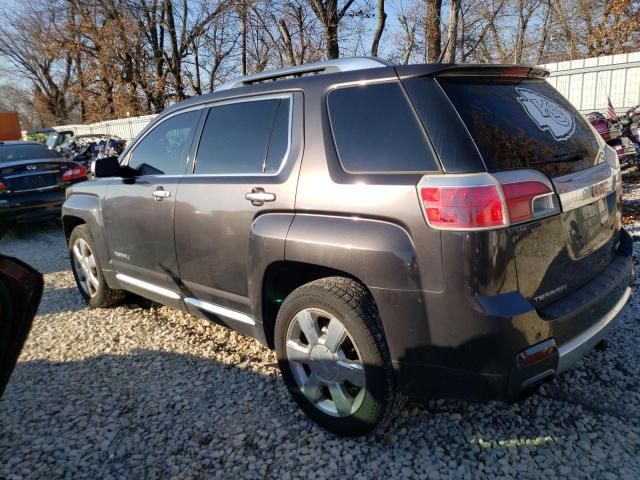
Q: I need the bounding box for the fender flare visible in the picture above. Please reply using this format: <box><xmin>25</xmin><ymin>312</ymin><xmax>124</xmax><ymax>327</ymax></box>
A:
<box><xmin>62</xmin><ymin>193</ymin><xmax>116</xmax><ymax>286</ymax></box>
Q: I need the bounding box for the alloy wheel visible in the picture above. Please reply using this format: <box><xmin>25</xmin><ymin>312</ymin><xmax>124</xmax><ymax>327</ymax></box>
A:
<box><xmin>72</xmin><ymin>238</ymin><xmax>100</xmax><ymax>298</ymax></box>
<box><xmin>285</xmin><ymin>308</ymin><xmax>366</xmax><ymax>417</ymax></box>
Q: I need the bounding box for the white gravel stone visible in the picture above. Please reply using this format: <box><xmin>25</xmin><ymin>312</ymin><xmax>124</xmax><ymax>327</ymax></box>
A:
<box><xmin>2</xmin><ymin>180</ymin><xmax>640</xmax><ymax>479</ymax></box>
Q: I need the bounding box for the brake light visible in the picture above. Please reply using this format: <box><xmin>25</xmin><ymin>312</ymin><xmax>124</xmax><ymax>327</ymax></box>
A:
<box><xmin>502</xmin><ymin>181</ymin><xmax>552</xmax><ymax>224</ymax></box>
<box><xmin>420</xmin><ymin>185</ymin><xmax>506</xmax><ymax>229</ymax></box>
<box><xmin>0</xmin><ymin>182</ymin><xmax>5</xmax><ymax>192</ymax></box>
<box><xmin>62</xmin><ymin>165</ymin><xmax>87</xmax><ymax>182</ymax></box>
<box><xmin>418</xmin><ymin>172</ymin><xmax>559</xmax><ymax>231</ymax></box>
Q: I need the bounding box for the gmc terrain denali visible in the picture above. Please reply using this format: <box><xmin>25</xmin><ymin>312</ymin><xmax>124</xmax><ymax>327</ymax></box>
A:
<box><xmin>63</xmin><ymin>58</ymin><xmax>634</xmax><ymax>436</ymax></box>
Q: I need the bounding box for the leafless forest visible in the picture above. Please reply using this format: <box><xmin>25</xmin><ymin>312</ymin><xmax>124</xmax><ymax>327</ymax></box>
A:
<box><xmin>0</xmin><ymin>0</ymin><xmax>638</xmax><ymax>128</ymax></box>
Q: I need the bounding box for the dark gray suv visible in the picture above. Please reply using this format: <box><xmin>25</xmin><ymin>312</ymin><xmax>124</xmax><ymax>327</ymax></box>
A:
<box><xmin>62</xmin><ymin>58</ymin><xmax>634</xmax><ymax>436</ymax></box>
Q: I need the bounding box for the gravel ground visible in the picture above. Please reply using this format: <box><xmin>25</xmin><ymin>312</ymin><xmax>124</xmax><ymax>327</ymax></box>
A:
<box><xmin>1</xmin><ymin>187</ymin><xmax>640</xmax><ymax>479</ymax></box>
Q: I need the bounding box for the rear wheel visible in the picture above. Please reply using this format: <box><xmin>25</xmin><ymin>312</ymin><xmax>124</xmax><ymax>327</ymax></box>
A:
<box><xmin>69</xmin><ymin>225</ymin><xmax>124</xmax><ymax>308</ymax></box>
<box><xmin>275</xmin><ymin>277</ymin><xmax>400</xmax><ymax>436</ymax></box>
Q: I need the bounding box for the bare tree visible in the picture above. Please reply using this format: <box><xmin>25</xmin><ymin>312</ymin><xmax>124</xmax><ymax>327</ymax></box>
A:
<box><xmin>370</xmin><ymin>0</ymin><xmax>387</xmax><ymax>56</ymax></box>
<box><xmin>443</xmin><ymin>0</ymin><xmax>461</xmax><ymax>62</ymax></box>
<box><xmin>306</xmin><ymin>0</ymin><xmax>358</xmax><ymax>58</ymax></box>
<box><xmin>424</xmin><ymin>0</ymin><xmax>443</xmax><ymax>62</ymax></box>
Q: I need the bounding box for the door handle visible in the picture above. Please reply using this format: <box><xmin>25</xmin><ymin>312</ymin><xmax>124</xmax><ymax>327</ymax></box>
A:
<box><xmin>152</xmin><ymin>188</ymin><xmax>171</xmax><ymax>201</ymax></box>
<box><xmin>245</xmin><ymin>188</ymin><xmax>276</xmax><ymax>206</ymax></box>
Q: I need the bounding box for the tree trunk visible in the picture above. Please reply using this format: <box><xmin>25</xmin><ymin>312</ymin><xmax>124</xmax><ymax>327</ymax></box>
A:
<box><xmin>241</xmin><ymin>0</ymin><xmax>248</xmax><ymax>74</ymax></box>
<box><xmin>425</xmin><ymin>0</ymin><xmax>443</xmax><ymax>62</ymax></box>
<box><xmin>443</xmin><ymin>0</ymin><xmax>460</xmax><ymax>62</ymax></box>
<box><xmin>370</xmin><ymin>0</ymin><xmax>387</xmax><ymax>57</ymax></box>
<box><xmin>325</xmin><ymin>22</ymin><xmax>340</xmax><ymax>58</ymax></box>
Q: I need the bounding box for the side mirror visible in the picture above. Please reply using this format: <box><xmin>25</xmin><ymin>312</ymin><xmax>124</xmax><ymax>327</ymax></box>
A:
<box><xmin>91</xmin><ymin>156</ymin><xmax>122</xmax><ymax>178</ymax></box>
<box><xmin>0</xmin><ymin>256</ymin><xmax>43</xmax><ymax>397</ymax></box>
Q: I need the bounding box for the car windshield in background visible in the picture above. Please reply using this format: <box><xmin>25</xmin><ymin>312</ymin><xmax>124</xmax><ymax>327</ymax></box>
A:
<box><xmin>0</xmin><ymin>144</ymin><xmax>61</xmax><ymax>163</ymax></box>
<box><xmin>436</xmin><ymin>78</ymin><xmax>601</xmax><ymax>178</ymax></box>
<box><xmin>46</xmin><ymin>134</ymin><xmax>58</xmax><ymax>148</ymax></box>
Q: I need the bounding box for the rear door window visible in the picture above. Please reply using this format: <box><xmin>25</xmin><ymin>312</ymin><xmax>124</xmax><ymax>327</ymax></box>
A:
<box><xmin>327</xmin><ymin>82</ymin><xmax>438</xmax><ymax>173</ymax></box>
<box><xmin>194</xmin><ymin>98</ymin><xmax>289</xmax><ymax>175</ymax></box>
<box><xmin>435</xmin><ymin>78</ymin><xmax>601</xmax><ymax>177</ymax></box>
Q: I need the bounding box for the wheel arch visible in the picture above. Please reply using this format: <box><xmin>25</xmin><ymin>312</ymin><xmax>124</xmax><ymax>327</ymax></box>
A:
<box><xmin>260</xmin><ymin>261</ymin><xmax>367</xmax><ymax>348</ymax></box>
<box><xmin>62</xmin><ymin>193</ymin><xmax>115</xmax><ymax>286</ymax></box>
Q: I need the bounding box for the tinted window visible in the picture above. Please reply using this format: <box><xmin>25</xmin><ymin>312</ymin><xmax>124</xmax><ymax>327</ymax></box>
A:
<box><xmin>438</xmin><ymin>78</ymin><xmax>601</xmax><ymax>177</ymax></box>
<box><xmin>264</xmin><ymin>100</ymin><xmax>290</xmax><ymax>173</ymax></box>
<box><xmin>195</xmin><ymin>98</ymin><xmax>289</xmax><ymax>175</ymax></box>
<box><xmin>0</xmin><ymin>144</ymin><xmax>61</xmax><ymax>163</ymax></box>
<box><xmin>328</xmin><ymin>82</ymin><xmax>438</xmax><ymax>173</ymax></box>
<box><xmin>129</xmin><ymin>111</ymin><xmax>199</xmax><ymax>175</ymax></box>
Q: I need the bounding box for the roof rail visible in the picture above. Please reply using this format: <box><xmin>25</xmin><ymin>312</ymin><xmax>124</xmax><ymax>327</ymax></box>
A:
<box><xmin>216</xmin><ymin>57</ymin><xmax>393</xmax><ymax>91</ymax></box>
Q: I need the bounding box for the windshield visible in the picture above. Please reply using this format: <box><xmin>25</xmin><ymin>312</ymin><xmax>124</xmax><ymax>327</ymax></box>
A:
<box><xmin>0</xmin><ymin>144</ymin><xmax>61</xmax><ymax>163</ymax></box>
<box><xmin>45</xmin><ymin>133</ymin><xmax>58</xmax><ymax>148</ymax></box>
<box><xmin>437</xmin><ymin>78</ymin><xmax>601</xmax><ymax>177</ymax></box>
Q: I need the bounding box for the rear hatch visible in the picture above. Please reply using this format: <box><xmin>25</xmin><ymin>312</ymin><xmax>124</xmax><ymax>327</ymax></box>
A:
<box><xmin>414</xmin><ymin>73</ymin><xmax>620</xmax><ymax>307</ymax></box>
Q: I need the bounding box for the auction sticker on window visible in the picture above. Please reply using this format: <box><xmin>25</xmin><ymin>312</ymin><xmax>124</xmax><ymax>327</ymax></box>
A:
<box><xmin>515</xmin><ymin>87</ymin><xmax>575</xmax><ymax>141</ymax></box>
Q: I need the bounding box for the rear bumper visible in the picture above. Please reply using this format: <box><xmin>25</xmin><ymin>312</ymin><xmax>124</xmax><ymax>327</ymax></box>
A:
<box><xmin>0</xmin><ymin>190</ymin><xmax>65</xmax><ymax>223</ymax></box>
<box><xmin>388</xmin><ymin>228</ymin><xmax>634</xmax><ymax>402</ymax></box>
<box><xmin>556</xmin><ymin>285</ymin><xmax>631</xmax><ymax>373</ymax></box>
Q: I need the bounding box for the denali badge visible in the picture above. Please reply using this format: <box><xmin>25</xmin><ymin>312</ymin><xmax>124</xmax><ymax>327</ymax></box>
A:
<box><xmin>113</xmin><ymin>251</ymin><xmax>131</xmax><ymax>261</ymax></box>
<box><xmin>534</xmin><ymin>284</ymin><xmax>568</xmax><ymax>304</ymax></box>
<box><xmin>515</xmin><ymin>88</ymin><xmax>575</xmax><ymax>141</ymax></box>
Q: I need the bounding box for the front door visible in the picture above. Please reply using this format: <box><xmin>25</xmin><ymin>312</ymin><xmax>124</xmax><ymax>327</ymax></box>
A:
<box><xmin>174</xmin><ymin>94</ymin><xmax>301</xmax><ymax>322</ymax></box>
<box><xmin>102</xmin><ymin>110</ymin><xmax>201</xmax><ymax>305</ymax></box>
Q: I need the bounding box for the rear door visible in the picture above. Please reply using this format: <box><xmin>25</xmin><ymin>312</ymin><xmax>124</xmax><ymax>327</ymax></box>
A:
<box><xmin>405</xmin><ymin>75</ymin><xmax>620</xmax><ymax>306</ymax></box>
<box><xmin>174</xmin><ymin>93</ymin><xmax>301</xmax><ymax>324</ymax></box>
<box><xmin>102</xmin><ymin>110</ymin><xmax>201</xmax><ymax>305</ymax></box>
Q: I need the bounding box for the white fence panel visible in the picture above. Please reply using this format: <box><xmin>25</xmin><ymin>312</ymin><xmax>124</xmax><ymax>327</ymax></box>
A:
<box><xmin>53</xmin><ymin>114</ymin><xmax>157</xmax><ymax>142</ymax></box>
<box><xmin>539</xmin><ymin>51</ymin><xmax>640</xmax><ymax>114</ymax></box>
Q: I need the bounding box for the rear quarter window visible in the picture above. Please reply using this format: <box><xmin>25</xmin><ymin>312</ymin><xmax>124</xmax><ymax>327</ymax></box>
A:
<box><xmin>327</xmin><ymin>82</ymin><xmax>438</xmax><ymax>173</ymax></box>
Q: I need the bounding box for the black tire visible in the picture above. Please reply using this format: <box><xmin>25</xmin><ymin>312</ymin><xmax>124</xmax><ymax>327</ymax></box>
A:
<box><xmin>275</xmin><ymin>276</ymin><xmax>400</xmax><ymax>436</ymax></box>
<box><xmin>69</xmin><ymin>225</ymin><xmax>124</xmax><ymax>308</ymax></box>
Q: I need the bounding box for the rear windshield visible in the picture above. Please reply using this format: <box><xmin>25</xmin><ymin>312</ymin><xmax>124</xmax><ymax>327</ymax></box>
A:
<box><xmin>438</xmin><ymin>78</ymin><xmax>601</xmax><ymax>177</ymax></box>
<box><xmin>0</xmin><ymin>144</ymin><xmax>61</xmax><ymax>163</ymax></box>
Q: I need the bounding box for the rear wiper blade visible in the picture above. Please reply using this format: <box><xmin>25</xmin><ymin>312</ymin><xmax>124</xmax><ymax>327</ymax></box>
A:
<box><xmin>552</xmin><ymin>150</ymin><xmax>588</xmax><ymax>161</ymax></box>
<box><xmin>530</xmin><ymin>150</ymin><xmax>589</xmax><ymax>164</ymax></box>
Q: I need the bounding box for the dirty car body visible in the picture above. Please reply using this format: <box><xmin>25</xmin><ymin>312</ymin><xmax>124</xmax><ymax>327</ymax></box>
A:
<box><xmin>62</xmin><ymin>59</ymin><xmax>633</xmax><ymax>434</ymax></box>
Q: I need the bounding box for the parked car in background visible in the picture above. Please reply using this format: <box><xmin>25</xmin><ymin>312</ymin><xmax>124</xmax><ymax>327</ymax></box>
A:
<box><xmin>63</xmin><ymin>58</ymin><xmax>633</xmax><ymax>436</ymax></box>
<box><xmin>58</xmin><ymin>134</ymin><xmax>126</xmax><ymax>166</ymax></box>
<box><xmin>0</xmin><ymin>141</ymin><xmax>87</xmax><ymax>223</ymax></box>
<box><xmin>586</xmin><ymin>111</ymin><xmax>640</xmax><ymax>170</ymax></box>
<box><xmin>46</xmin><ymin>130</ymin><xmax>74</xmax><ymax>150</ymax></box>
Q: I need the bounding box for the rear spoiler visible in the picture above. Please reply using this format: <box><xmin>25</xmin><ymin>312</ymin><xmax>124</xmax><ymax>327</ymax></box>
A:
<box><xmin>395</xmin><ymin>64</ymin><xmax>549</xmax><ymax>80</ymax></box>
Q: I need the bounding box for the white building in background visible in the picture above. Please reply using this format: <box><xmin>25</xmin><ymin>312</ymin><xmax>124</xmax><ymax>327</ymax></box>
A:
<box><xmin>539</xmin><ymin>52</ymin><xmax>640</xmax><ymax>115</ymax></box>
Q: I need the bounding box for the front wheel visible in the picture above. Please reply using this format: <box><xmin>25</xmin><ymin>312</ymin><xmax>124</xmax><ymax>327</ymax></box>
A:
<box><xmin>69</xmin><ymin>225</ymin><xmax>124</xmax><ymax>308</ymax></box>
<box><xmin>275</xmin><ymin>277</ymin><xmax>400</xmax><ymax>436</ymax></box>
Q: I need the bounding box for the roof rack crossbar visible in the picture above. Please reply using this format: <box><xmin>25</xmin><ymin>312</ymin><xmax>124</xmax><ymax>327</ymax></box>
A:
<box><xmin>216</xmin><ymin>57</ymin><xmax>392</xmax><ymax>91</ymax></box>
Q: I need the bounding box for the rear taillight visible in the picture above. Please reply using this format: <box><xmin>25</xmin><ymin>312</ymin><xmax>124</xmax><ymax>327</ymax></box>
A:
<box><xmin>501</xmin><ymin>181</ymin><xmax>555</xmax><ymax>224</ymax></box>
<box><xmin>0</xmin><ymin>182</ymin><xmax>5</xmax><ymax>192</ymax></box>
<box><xmin>420</xmin><ymin>185</ymin><xmax>506</xmax><ymax>230</ymax></box>
<box><xmin>62</xmin><ymin>165</ymin><xmax>87</xmax><ymax>182</ymax></box>
<box><xmin>418</xmin><ymin>172</ymin><xmax>560</xmax><ymax>231</ymax></box>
